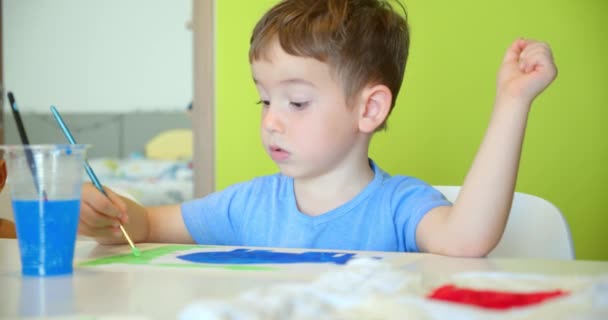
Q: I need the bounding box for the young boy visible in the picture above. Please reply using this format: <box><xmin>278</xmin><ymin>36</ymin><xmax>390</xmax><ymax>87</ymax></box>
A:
<box><xmin>79</xmin><ymin>0</ymin><xmax>557</xmax><ymax>257</ymax></box>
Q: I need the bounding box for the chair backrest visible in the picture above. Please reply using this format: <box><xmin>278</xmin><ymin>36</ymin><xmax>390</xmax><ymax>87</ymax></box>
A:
<box><xmin>433</xmin><ymin>186</ymin><xmax>575</xmax><ymax>260</ymax></box>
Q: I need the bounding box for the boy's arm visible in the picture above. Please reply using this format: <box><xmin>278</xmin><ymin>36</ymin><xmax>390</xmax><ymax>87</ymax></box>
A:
<box><xmin>416</xmin><ymin>39</ymin><xmax>557</xmax><ymax>257</ymax></box>
<box><xmin>146</xmin><ymin>204</ymin><xmax>195</xmax><ymax>244</ymax></box>
<box><xmin>79</xmin><ymin>183</ymin><xmax>194</xmax><ymax>244</ymax></box>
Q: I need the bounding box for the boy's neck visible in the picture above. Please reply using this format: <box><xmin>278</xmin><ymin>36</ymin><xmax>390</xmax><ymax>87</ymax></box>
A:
<box><xmin>292</xmin><ymin>156</ymin><xmax>375</xmax><ymax>216</ymax></box>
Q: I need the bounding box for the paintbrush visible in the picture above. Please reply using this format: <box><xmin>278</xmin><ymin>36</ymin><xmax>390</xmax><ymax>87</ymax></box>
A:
<box><xmin>50</xmin><ymin>105</ymin><xmax>141</xmax><ymax>257</ymax></box>
<box><xmin>7</xmin><ymin>92</ymin><xmax>47</xmax><ymax>199</ymax></box>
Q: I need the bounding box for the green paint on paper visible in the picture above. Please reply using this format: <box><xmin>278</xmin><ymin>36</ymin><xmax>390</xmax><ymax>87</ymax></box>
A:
<box><xmin>79</xmin><ymin>245</ymin><xmax>204</xmax><ymax>266</ymax></box>
<box><xmin>78</xmin><ymin>244</ymin><xmax>277</xmax><ymax>271</ymax></box>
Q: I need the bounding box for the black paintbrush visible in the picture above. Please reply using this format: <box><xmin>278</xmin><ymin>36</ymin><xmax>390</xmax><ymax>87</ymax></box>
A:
<box><xmin>7</xmin><ymin>92</ymin><xmax>46</xmax><ymax>199</ymax></box>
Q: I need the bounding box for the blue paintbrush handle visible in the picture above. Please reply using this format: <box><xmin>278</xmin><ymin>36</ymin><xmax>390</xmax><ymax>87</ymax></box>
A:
<box><xmin>50</xmin><ymin>105</ymin><xmax>108</xmax><ymax>196</ymax></box>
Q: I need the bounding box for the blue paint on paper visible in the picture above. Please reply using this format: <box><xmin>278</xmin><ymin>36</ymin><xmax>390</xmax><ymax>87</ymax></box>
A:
<box><xmin>177</xmin><ymin>249</ymin><xmax>356</xmax><ymax>265</ymax></box>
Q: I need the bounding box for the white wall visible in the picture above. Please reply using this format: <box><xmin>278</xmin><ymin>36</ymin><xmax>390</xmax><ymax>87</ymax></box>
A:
<box><xmin>2</xmin><ymin>0</ymin><xmax>192</xmax><ymax>113</ymax></box>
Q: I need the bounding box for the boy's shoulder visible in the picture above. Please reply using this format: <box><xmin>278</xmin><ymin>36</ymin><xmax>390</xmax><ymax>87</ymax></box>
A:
<box><xmin>372</xmin><ymin>160</ymin><xmax>430</xmax><ymax>188</ymax></box>
<box><xmin>372</xmin><ymin>161</ymin><xmax>448</xmax><ymax>204</ymax></box>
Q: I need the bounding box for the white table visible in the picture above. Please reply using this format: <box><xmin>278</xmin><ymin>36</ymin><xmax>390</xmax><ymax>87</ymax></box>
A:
<box><xmin>0</xmin><ymin>239</ymin><xmax>606</xmax><ymax>319</ymax></box>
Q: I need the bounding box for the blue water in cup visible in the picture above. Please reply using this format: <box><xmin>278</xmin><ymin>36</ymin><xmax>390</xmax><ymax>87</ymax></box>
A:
<box><xmin>13</xmin><ymin>199</ymin><xmax>81</xmax><ymax>276</ymax></box>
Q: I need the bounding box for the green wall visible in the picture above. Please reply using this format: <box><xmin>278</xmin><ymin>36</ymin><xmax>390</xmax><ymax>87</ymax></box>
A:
<box><xmin>216</xmin><ymin>0</ymin><xmax>608</xmax><ymax>261</ymax></box>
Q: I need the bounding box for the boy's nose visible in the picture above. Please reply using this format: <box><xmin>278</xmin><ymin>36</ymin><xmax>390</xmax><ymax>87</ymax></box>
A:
<box><xmin>262</xmin><ymin>107</ymin><xmax>284</xmax><ymax>133</ymax></box>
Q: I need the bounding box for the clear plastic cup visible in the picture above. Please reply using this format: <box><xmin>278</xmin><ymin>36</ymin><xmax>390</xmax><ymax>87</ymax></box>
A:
<box><xmin>0</xmin><ymin>144</ymin><xmax>88</xmax><ymax>276</ymax></box>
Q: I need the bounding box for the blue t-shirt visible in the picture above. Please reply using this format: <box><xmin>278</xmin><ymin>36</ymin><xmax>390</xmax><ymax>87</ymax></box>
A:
<box><xmin>181</xmin><ymin>161</ymin><xmax>450</xmax><ymax>252</ymax></box>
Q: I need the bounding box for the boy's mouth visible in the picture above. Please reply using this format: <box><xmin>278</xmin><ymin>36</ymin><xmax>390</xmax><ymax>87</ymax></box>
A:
<box><xmin>269</xmin><ymin>145</ymin><xmax>290</xmax><ymax>161</ymax></box>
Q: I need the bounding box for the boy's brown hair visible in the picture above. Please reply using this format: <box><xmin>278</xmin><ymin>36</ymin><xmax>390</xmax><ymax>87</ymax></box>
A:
<box><xmin>249</xmin><ymin>0</ymin><xmax>410</xmax><ymax>129</ymax></box>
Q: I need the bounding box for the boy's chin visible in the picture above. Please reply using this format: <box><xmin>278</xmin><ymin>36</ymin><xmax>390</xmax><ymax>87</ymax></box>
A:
<box><xmin>275</xmin><ymin>165</ymin><xmax>319</xmax><ymax>181</ymax></box>
<box><xmin>274</xmin><ymin>163</ymin><xmax>303</xmax><ymax>178</ymax></box>
<box><xmin>276</xmin><ymin>166</ymin><xmax>295</xmax><ymax>177</ymax></box>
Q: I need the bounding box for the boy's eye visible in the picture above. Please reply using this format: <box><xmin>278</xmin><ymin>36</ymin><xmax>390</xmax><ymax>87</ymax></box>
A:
<box><xmin>256</xmin><ymin>100</ymin><xmax>270</xmax><ymax>107</ymax></box>
<box><xmin>290</xmin><ymin>101</ymin><xmax>309</xmax><ymax>108</ymax></box>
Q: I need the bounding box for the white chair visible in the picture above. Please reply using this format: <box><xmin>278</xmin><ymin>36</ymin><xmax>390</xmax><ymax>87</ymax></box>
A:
<box><xmin>433</xmin><ymin>186</ymin><xmax>575</xmax><ymax>260</ymax></box>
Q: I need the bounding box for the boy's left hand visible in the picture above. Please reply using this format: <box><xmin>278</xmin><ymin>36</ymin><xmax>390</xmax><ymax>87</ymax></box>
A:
<box><xmin>496</xmin><ymin>39</ymin><xmax>557</xmax><ymax>105</ymax></box>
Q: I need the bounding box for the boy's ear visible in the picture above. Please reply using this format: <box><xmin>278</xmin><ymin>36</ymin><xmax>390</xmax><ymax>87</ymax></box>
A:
<box><xmin>358</xmin><ymin>84</ymin><xmax>392</xmax><ymax>133</ymax></box>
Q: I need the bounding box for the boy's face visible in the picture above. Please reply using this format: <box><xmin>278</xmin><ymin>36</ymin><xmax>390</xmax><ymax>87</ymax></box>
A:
<box><xmin>251</xmin><ymin>40</ymin><xmax>362</xmax><ymax>178</ymax></box>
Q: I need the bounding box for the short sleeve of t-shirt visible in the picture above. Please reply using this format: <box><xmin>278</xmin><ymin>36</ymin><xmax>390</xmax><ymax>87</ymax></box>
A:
<box><xmin>389</xmin><ymin>178</ymin><xmax>452</xmax><ymax>252</ymax></box>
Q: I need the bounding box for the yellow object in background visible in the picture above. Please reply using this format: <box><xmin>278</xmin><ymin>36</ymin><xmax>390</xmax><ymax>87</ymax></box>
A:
<box><xmin>145</xmin><ymin>129</ymin><xmax>193</xmax><ymax>161</ymax></box>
